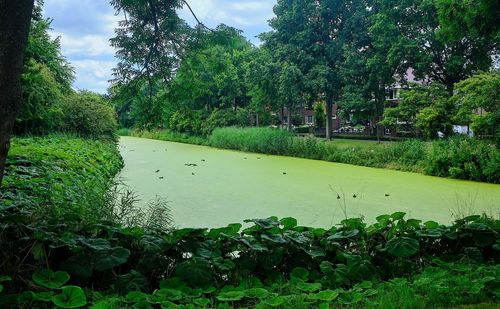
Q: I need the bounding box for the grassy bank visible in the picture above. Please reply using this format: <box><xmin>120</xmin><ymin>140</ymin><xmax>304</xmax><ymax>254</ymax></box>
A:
<box><xmin>1</xmin><ymin>135</ymin><xmax>123</xmax><ymax>219</ymax></box>
<box><xmin>123</xmin><ymin>127</ymin><xmax>500</xmax><ymax>183</ymax></box>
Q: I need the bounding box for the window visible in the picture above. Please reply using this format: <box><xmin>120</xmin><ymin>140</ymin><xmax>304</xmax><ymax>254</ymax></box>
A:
<box><xmin>282</xmin><ymin>116</ymin><xmax>288</xmax><ymax>124</ymax></box>
<box><xmin>332</xmin><ymin>114</ymin><xmax>337</xmax><ymax>120</ymax></box>
<box><xmin>386</xmin><ymin>88</ymin><xmax>396</xmax><ymax>100</ymax></box>
<box><xmin>306</xmin><ymin>115</ymin><xmax>313</xmax><ymax>124</ymax></box>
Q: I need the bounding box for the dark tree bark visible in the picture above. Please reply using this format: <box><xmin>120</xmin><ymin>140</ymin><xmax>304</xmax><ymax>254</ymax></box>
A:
<box><xmin>325</xmin><ymin>93</ymin><xmax>333</xmax><ymax>140</ymax></box>
<box><xmin>0</xmin><ymin>0</ymin><xmax>35</xmax><ymax>187</ymax></box>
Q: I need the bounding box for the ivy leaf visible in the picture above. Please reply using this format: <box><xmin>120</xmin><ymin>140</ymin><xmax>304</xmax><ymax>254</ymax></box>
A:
<box><xmin>386</xmin><ymin>237</ymin><xmax>420</xmax><ymax>258</ymax></box>
<box><xmin>51</xmin><ymin>286</ymin><xmax>87</xmax><ymax>308</ymax></box>
<box><xmin>32</xmin><ymin>269</ymin><xmax>70</xmax><ymax>289</ymax></box>
<box><xmin>94</xmin><ymin>247</ymin><xmax>130</xmax><ymax>271</ymax></box>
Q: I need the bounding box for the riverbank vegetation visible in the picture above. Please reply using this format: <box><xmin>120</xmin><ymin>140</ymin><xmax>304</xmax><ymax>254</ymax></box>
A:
<box><xmin>1</xmin><ymin>137</ymin><xmax>498</xmax><ymax>308</ymax></box>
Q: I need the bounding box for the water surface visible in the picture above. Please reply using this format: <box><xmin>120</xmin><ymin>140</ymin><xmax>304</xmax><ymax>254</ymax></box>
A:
<box><xmin>119</xmin><ymin>136</ymin><xmax>500</xmax><ymax>228</ymax></box>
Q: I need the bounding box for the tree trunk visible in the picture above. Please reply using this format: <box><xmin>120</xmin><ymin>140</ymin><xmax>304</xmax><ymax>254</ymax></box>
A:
<box><xmin>255</xmin><ymin>113</ymin><xmax>259</xmax><ymax>127</ymax></box>
<box><xmin>0</xmin><ymin>0</ymin><xmax>34</xmax><ymax>187</ymax></box>
<box><xmin>325</xmin><ymin>94</ymin><xmax>333</xmax><ymax>140</ymax></box>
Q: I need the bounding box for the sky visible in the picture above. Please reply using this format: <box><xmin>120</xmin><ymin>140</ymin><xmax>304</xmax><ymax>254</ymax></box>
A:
<box><xmin>43</xmin><ymin>0</ymin><xmax>275</xmax><ymax>94</ymax></box>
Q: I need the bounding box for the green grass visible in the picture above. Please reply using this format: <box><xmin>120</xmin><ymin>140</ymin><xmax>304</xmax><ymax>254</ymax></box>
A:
<box><xmin>1</xmin><ymin>135</ymin><xmax>123</xmax><ymax>220</ymax></box>
<box><xmin>126</xmin><ymin>128</ymin><xmax>208</xmax><ymax>146</ymax></box>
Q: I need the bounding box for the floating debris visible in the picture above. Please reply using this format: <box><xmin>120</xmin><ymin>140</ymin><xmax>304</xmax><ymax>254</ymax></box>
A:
<box><xmin>385</xmin><ymin>194</ymin><xmax>390</xmax><ymax>197</ymax></box>
<box><xmin>337</xmin><ymin>195</ymin><xmax>341</xmax><ymax>199</ymax></box>
<box><xmin>283</xmin><ymin>172</ymin><xmax>287</xmax><ymax>175</ymax></box>
<box><xmin>159</xmin><ymin>176</ymin><xmax>164</xmax><ymax>180</ymax></box>
<box><xmin>191</xmin><ymin>172</ymin><xmax>195</xmax><ymax>176</ymax></box>
<box><xmin>155</xmin><ymin>169</ymin><xmax>160</xmax><ymax>173</ymax></box>
<box><xmin>201</xmin><ymin>159</ymin><xmax>205</xmax><ymax>162</ymax></box>
<box><xmin>184</xmin><ymin>163</ymin><xmax>198</xmax><ymax>167</ymax></box>
<box><xmin>353</xmin><ymin>194</ymin><xmax>357</xmax><ymax>198</ymax></box>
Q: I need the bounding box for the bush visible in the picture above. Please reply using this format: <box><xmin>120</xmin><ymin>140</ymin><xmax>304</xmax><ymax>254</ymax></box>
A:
<box><xmin>15</xmin><ymin>60</ymin><xmax>64</xmax><ymax>134</ymax></box>
<box><xmin>425</xmin><ymin>137</ymin><xmax>500</xmax><ymax>183</ymax></box>
<box><xmin>201</xmin><ymin>108</ymin><xmax>250</xmax><ymax>136</ymax></box>
<box><xmin>59</xmin><ymin>91</ymin><xmax>118</xmax><ymax>139</ymax></box>
<box><xmin>168</xmin><ymin>109</ymin><xmax>206</xmax><ymax>135</ymax></box>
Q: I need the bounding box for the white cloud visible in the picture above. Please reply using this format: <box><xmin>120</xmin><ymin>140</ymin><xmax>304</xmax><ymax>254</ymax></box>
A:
<box><xmin>71</xmin><ymin>60</ymin><xmax>117</xmax><ymax>93</ymax></box>
<box><xmin>230</xmin><ymin>2</ymin><xmax>271</xmax><ymax>11</ymax></box>
<box><xmin>51</xmin><ymin>31</ymin><xmax>115</xmax><ymax>57</ymax></box>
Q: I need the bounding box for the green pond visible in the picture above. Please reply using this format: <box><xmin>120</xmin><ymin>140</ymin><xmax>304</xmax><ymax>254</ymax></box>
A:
<box><xmin>119</xmin><ymin>136</ymin><xmax>500</xmax><ymax>228</ymax></box>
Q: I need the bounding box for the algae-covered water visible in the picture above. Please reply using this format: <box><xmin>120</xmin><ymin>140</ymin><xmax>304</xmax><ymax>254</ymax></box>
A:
<box><xmin>119</xmin><ymin>136</ymin><xmax>500</xmax><ymax>228</ymax></box>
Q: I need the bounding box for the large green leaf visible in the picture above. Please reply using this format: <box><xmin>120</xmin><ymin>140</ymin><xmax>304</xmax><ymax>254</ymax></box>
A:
<box><xmin>208</xmin><ymin>223</ymin><xmax>241</xmax><ymax>238</ymax></box>
<box><xmin>386</xmin><ymin>237</ymin><xmax>420</xmax><ymax>258</ymax></box>
<box><xmin>51</xmin><ymin>286</ymin><xmax>87</xmax><ymax>308</ymax></box>
<box><xmin>94</xmin><ymin>247</ymin><xmax>130</xmax><ymax>271</ymax></box>
<box><xmin>280</xmin><ymin>217</ymin><xmax>297</xmax><ymax>230</ymax></box>
<box><xmin>244</xmin><ymin>288</ymin><xmax>269</xmax><ymax>299</ymax></box>
<box><xmin>32</xmin><ymin>269</ymin><xmax>70</xmax><ymax>289</ymax></box>
<box><xmin>244</xmin><ymin>217</ymin><xmax>279</xmax><ymax>230</ymax></box>
<box><xmin>290</xmin><ymin>267</ymin><xmax>309</xmax><ymax>281</ymax></box>
<box><xmin>348</xmin><ymin>257</ymin><xmax>376</xmax><ymax>281</ymax></box>
<box><xmin>153</xmin><ymin>289</ymin><xmax>184</xmax><ymax>302</ymax></box>
<box><xmin>175</xmin><ymin>258</ymin><xmax>212</xmax><ymax>287</ymax></box>
<box><xmin>216</xmin><ymin>291</ymin><xmax>245</xmax><ymax>301</ymax></box>
<box><xmin>296</xmin><ymin>282</ymin><xmax>322</xmax><ymax>293</ymax></box>
<box><xmin>264</xmin><ymin>296</ymin><xmax>286</xmax><ymax>307</ymax></box>
<box><xmin>59</xmin><ymin>254</ymin><xmax>93</xmax><ymax>279</ymax></box>
<box><xmin>308</xmin><ymin>289</ymin><xmax>340</xmax><ymax>301</ymax></box>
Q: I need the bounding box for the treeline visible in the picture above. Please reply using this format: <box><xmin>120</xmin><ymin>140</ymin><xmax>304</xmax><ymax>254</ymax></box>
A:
<box><xmin>111</xmin><ymin>0</ymin><xmax>499</xmax><ymax>141</ymax></box>
<box><xmin>15</xmin><ymin>3</ymin><xmax>117</xmax><ymax>139</ymax></box>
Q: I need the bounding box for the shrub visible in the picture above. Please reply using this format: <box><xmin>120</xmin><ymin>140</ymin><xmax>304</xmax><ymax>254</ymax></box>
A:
<box><xmin>201</xmin><ymin>108</ymin><xmax>250</xmax><ymax>136</ymax></box>
<box><xmin>59</xmin><ymin>91</ymin><xmax>118</xmax><ymax>139</ymax></box>
<box><xmin>168</xmin><ymin>109</ymin><xmax>206</xmax><ymax>135</ymax></box>
<box><xmin>425</xmin><ymin>137</ymin><xmax>500</xmax><ymax>183</ymax></box>
<box><xmin>15</xmin><ymin>60</ymin><xmax>64</xmax><ymax>134</ymax></box>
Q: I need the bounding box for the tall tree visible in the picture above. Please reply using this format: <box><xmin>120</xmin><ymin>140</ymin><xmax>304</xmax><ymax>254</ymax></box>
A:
<box><xmin>0</xmin><ymin>0</ymin><xmax>35</xmax><ymax>186</ymax></box>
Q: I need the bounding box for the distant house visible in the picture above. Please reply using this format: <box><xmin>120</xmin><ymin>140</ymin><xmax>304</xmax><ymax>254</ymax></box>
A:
<box><xmin>281</xmin><ymin>104</ymin><xmax>340</xmax><ymax>131</ymax></box>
